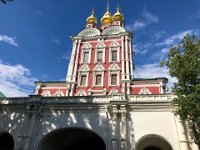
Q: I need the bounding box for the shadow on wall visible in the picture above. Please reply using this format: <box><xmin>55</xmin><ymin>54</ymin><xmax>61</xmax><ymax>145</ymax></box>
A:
<box><xmin>135</xmin><ymin>134</ymin><xmax>173</xmax><ymax>150</ymax></box>
<box><xmin>37</xmin><ymin>127</ymin><xmax>106</xmax><ymax>150</ymax></box>
<box><xmin>0</xmin><ymin>131</ymin><xmax>14</xmax><ymax>150</ymax></box>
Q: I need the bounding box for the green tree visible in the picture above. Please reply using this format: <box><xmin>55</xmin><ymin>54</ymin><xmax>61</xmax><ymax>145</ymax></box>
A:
<box><xmin>161</xmin><ymin>34</ymin><xmax>200</xmax><ymax>148</ymax></box>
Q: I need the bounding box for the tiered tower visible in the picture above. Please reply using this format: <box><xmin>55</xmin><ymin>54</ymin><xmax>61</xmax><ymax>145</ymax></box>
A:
<box><xmin>65</xmin><ymin>5</ymin><xmax>134</xmax><ymax>96</ymax></box>
<box><xmin>34</xmin><ymin>4</ymin><xmax>167</xmax><ymax>97</ymax></box>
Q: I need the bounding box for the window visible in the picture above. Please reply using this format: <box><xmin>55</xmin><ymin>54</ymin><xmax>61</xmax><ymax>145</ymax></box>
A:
<box><xmin>80</xmin><ymin>75</ymin><xmax>87</xmax><ymax>86</ymax></box>
<box><xmin>111</xmin><ymin>74</ymin><xmax>117</xmax><ymax>85</ymax></box>
<box><xmin>97</xmin><ymin>51</ymin><xmax>103</xmax><ymax>63</ymax></box>
<box><xmin>83</xmin><ymin>52</ymin><xmax>89</xmax><ymax>63</ymax></box>
<box><xmin>111</xmin><ymin>50</ymin><xmax>117</xmax><ymax>61</ymax></box>
<box><xmin>95</xmin><ymin>74</ymin><xmax>102</xmax><ymax>85</ymax></box>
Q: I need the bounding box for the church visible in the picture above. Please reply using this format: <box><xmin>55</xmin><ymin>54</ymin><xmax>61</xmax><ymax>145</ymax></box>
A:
<box><xmin>0</xmin><ymin>4</ymin><xmax>198</xmax><ymax>150</ymax></box>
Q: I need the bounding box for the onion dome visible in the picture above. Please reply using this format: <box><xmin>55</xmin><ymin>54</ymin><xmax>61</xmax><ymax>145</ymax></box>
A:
<box><xmin>113</xmin><ymin>6</ymin><xmax>124</xmax><ymax>21</ymax></box>
<box><xmin>86</xmin><ymin>8</ymin><xmax>97</xmax><ymax>24</ymax></box>
<box><xmin>101</xmin><ymin>9</ymin><xmax>113</xmax><ymax>25</ymax></box>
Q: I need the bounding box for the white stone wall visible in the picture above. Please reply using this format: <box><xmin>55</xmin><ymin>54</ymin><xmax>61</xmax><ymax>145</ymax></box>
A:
<box><xmin>131</xmin><ymin>111</ymin><xmax>180</xmax><ymax>150</ymax></box>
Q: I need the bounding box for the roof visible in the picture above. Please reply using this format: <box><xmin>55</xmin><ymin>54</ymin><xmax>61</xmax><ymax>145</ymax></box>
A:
<box><xmin>132</xmin><ymin>77</ymin><xmax>168</xmax><ymax>82</ymax></box>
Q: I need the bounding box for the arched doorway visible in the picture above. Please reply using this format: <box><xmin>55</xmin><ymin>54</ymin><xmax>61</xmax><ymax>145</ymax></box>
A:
<box><xmin>136</xmin><ymin>134</ymin><xmax>173</xmax><ymax>150</ymax></box>
<box><xmin>38</xmin><ymin>127</ymin><xmax>106</xmax><ymax>150</ymax></box>
<box><xmin>0</xmin><ymin>131</ymin><xmax>14</xmax><ymax>150</ymax></box>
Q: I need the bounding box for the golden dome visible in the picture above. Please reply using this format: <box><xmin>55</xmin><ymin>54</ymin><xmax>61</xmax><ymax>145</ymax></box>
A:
<box><xmin>86</xmin><ymin>8</ymin><xmax>97</xmax><ymax>24</ymax></box>
<box><xmin>113</xmin><ymin>6</ymin><xmax>124</xmax><ymax>21</ymax></box>
<box><xmin>101</xmin><ymin>10</ymin><xmax>113</xmax><ymax>25</ymax></box>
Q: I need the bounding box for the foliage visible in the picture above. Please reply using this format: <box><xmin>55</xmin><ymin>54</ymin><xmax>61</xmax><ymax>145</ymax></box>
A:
<box><xmin>161</xmin><ymin>34</ymin><xmax>200</xmax><ymax>147</ymax></box>
<box><xmin>0</xmin><ymin>0</ymin><xmax>13</xmax><ymax>4</ymax></box>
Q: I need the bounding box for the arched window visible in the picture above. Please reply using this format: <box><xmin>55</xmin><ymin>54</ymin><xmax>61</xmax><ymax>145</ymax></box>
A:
<box><xmin>136</xmin><ymin>134</ymin><xmax>172</xmax><ymax>150</ymax></box>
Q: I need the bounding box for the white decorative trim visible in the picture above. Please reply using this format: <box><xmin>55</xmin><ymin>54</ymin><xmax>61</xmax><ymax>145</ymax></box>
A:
<box><xmin>78</xmin><ymin>64</ymin><xmax>90</xmax><ymax>72</ymax></box>
<box><xmin>108</xmin><ymin>63</ymin><xmax>121</xmax><ymax>71</ymax></box>
<box><xmin>78</xmin><ymin>64</ymin><xmax>90</xmax><ymax>87</ymax></box>
<box><xmin>109</xmin><ymin>88</ymin><xmax>119</xmax><ymax>95</ymax></box>
<box><xmin>75</xmin><ymin>89</ymin><xmax>87</xmax><ymax>96</ymax></box>
<box><xmin>108</xmin><ymin>64</ymin><xmax>120</xmax><ymax>87</ymax></box>
<box><xmin>87</xmin><ymin>89</ymin><xmax>107</xmax><ymax>95</ymax></box>
<box><xmin>109</xmin><ymin>41</ymin><xmax>120</xmax><ymax>63</ymax></box>
<box><xmin>54</xmin><ymin>89</ymin><xmax>64</xmax><ymax>97</ymax></box>
<box><xmin>93</xmin><ymin>64</ymin><xmax>105</xmax><ymax>87</ymax></box>
<box><xmin>78</xmin><ymin>28</ymin><xmax>101</xmax><ymax>37</ymax></box>
<box><xmin>102</xmin><ymin>26</ymin><xmax>125</xmax><ymax>35</ymax></box>
<box><xmin>81</xmin><ymin>43</ymin><xmax>92</xmax><ymax>64</ymax></box>
<box><xmin>95</xmin><ymin>42</ymin><xmax>106</xmax><ymax>63</ymax></box>
<box><xmin>93</xmin><ymin>63</ymin><xmax>105</xmax><ymax>71</ymax></box>
<box><xmin>42</xmin><ymin>90</ymin><xmax>51</xmax><ymax>97</ymax></box>
<box><xmin>139</xmin><ymin>87</ymin><xmax>152</xmax><ymax>94</ymax></box>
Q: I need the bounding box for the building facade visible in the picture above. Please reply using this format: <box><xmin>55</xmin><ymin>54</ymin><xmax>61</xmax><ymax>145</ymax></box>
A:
<box><xmin>0</xmin><ymin>5</ymin><xmax>198</xmax><ymax>150</ymax></box>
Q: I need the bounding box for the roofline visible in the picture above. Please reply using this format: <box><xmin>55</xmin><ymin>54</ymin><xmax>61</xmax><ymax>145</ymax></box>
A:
<box><xmin>132</xmin><ymin>77</ymin><xmax>168</xmax><ymax>82</ymax></box>
<box><xmin>35</xmin><ymin>81</ymin><xmax>66</xmax><ymax>84</ymax></box>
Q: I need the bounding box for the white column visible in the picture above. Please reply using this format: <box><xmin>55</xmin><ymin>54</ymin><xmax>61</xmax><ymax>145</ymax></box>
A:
<box><xmin>111</xmin><ymin>112</ymin><xmax>118</xmax><ymax>150</ymax></box>
<box><xmin>121</xmin><ymin>36</ymin><xmax>125</xmax><ymax>93</ymax></box>
<box><xmin>129</xmin><ymin>37</ymin><xmax>134</xmax><ymax>79</ymax></box>
<box><xmin>120</xmin><ymin>108</ymin><xmax>127</xmax><ymax>150</ymax></box>
<box><xmin>73</xmin><ymin>39</ymin><xmax>81</xmax><ymax>82</ymax></box>
<box><xmin>69</xmin><ymin>40</ymin><xmax>81</xmax><ymax>96</ymax></box>
<box><xmin>125</xmin><ymin>36</ymin><xmax>130</xmax><ymax>94</ymax></box>
<box><xmin>125</xmin><ymin>36</ymin><xmax>130</xmax><ymax>80</ymax></box>
<box><xmin>66</xmin><ymin>40</ymin><xmax>78</xmax><ymax>80</ymax></box>
<box><xmin>174</xmin><ymin>115</ymin><xmax>190</xmax><ymax>150</ymax></box>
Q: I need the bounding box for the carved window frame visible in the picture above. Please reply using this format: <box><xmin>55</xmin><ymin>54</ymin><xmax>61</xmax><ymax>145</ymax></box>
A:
<box><xmin>81</xmin><ymin>43</ymin><xmax>92</xmax><ymax>64</ymax></box>
<box><xmin>92</xmin><ymin>64</ymin><xmax>105</xmax><ymax>87</ymax></box>
<box><xmin>78</xmin><ymin>64</ymin><xmax>90</xmax><ymax>87</ymax></box>
<box><xmin>109</xmin><ymin>41</ymin><xmax>120</xmax><ymax>63</ymax></box>
<box><xmin>95</xmin><ymin>42</ymin><xmax>106</xmax><ymax>64</ymax></box>
<box><xmin>108</xmin><ymin>63</ymin><xmax>120</xmax><ymax>87</ymax></box>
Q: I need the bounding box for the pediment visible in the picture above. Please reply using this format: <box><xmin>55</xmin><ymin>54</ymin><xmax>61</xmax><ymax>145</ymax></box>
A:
<box><xmin>96</xmin><ymin>42</ymin><xmax>106</xmax><ymax>48</ymax></box>
<box><xmin>102</xmin><ymin>26</ymin><xmax>126</xmax><ymax>35</ymax></box>
<box><xmin>82</xmin><ymin>42</ymin><xmax>92</xmax><ymax>49</ymax></box>
<box><xmin>79</xmin><ymin>64</ymin><xmax>90</xmax><ymax>72</ymax></box>
<box><xmin>93</xmin><ymin>64</ymin><xmax>105</xmax><ymax>71</ymax></box>
<box><xmin>78</xmin><ymin>28</ymin><xmax>101</xmax><ymax>37</ymax></box>
<box><xmin>108</xmin><ymin>63</ymin><xmax>120</xmax><ymax>71</ymax></box>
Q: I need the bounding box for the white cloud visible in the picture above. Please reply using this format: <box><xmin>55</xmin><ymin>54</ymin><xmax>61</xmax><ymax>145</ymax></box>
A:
<box><xmin>151</xmin><ymin>48</ymin><xmax>169</xmax><ymax>61</ymax></box>
<box><xmin>142</xmin><ymin>9</ymin><xmax>159</xmax><ymax>24</ymax></box>
<box><xmin>0</xmin><ymin>60</ymin><xmax>37</xmax><ymax>97</ymax></box>
<box><xmin>134</xmin><ymin>63</ymin><xmax>177</xmax><ymax>92</ymax></box>
<box><xmin>0</xmin><ymin>35</ymin><xmax>18</xmax><ymax>47</ymax></box>
<box><xmin>51</xmin><ymin>36</ymin><xmax>61</xmax><ymax>44</ymax></box>
<box><xmin>125</xmin><ymin>9</ymin><xmax>159</xmax><ymax>31</ymax></box>
<box><xmin>36</xmin><ymin>10</ymin><xmax>43</xmax><ymax>15</ymax></box>
<box><xmin>133</xmin><ymin>42</ymin><xmax>152</xmax><ymax>55</ymax></box>
<box><xmin>156</xmin><ymin>30</ymin><xmax>193</xmax><ymax>46</ymax></box>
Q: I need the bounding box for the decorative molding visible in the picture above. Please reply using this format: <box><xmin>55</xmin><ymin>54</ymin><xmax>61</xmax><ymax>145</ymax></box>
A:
<box><xmin>93</xmin><ymin>64</ymin><xmax>105</xmax><ymax>72</ymax></box>
<box><xmin>75</xmin><ymin>89</ymin><xmax>87</xmax><ymax>96</ymax></box>
<box><xmin>110</xmin><ymin>40</ymin><xmax>120</xmax><ymax>47</ymax></box>
<box><xmin>78</xmin><ymin>64</ymin><xmax>90</xmax><ymax>72</ymax></box>
<box><xmin>109</xmin><ymin>88</ymin><xmax>119</xmax><ymax>95</ymax></box>
<box><xmin>78</xmin><ymin>28</ymin><xmax>101</xmax><ymax>37</ymax></box>
<box><xmin>82</xmin><ymin>42</ymin><xmax>92</xmax><ymax>49</ymax></box>
<box><xmin>102</xmin><ymin>26</ymin><xmax>126</xmax><ymax>35</ymax></box>
<box><xmin>96</xmin><ymin>42</ymin><xmax>106</xmax><ymax>48</ymax></box>
<box><xmin>108</xmin><ymin>63</ymin><xmax>121</xmax><ymax>71</ymax></box>
<box><xmin>54</xmin><ymin>89</ymin><xmax>64</xmax><ymax>97</ymax></box>
<box><xmin>139</xmin><ymin>87</ymin><xmax>152</xmax><ymax>94</ymax></box>
<box><xmin>42</xmin><ymin>90</ymin><xmax>51</xmax><ymax>97</ymax></box>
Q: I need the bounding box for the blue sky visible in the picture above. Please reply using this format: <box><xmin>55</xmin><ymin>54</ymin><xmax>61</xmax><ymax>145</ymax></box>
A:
<box><xmin>0</xmin><ymin>0</ymin><xmax>200</xmax><ymax>96</ymax></box>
